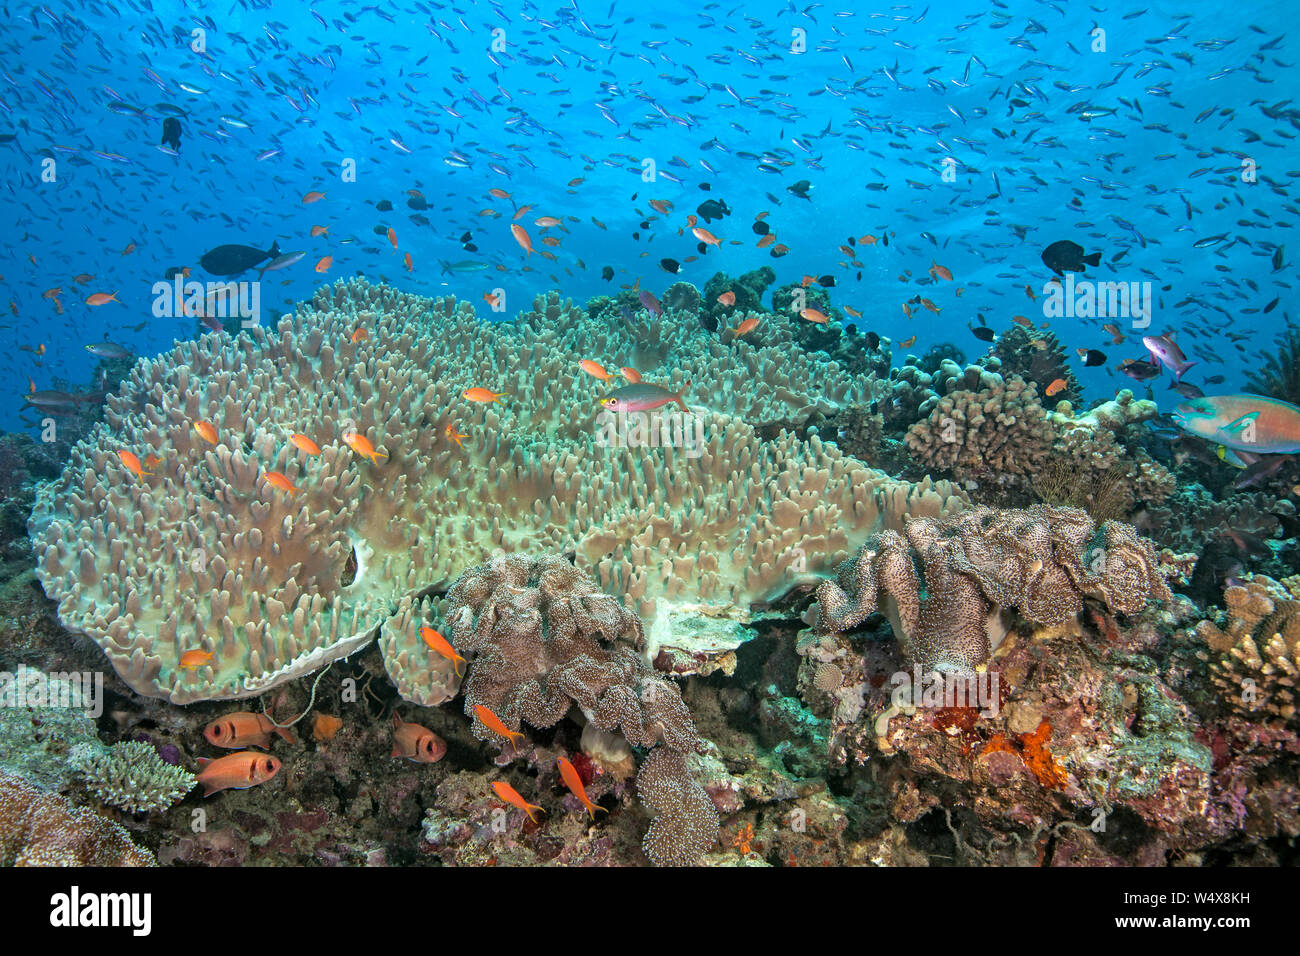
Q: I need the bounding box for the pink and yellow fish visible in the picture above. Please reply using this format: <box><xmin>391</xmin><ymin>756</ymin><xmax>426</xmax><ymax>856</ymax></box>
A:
<box><xmin>1173</xmin><ymin>394</ymin><xmax>1300</xmax><ymax>454</ymax></box>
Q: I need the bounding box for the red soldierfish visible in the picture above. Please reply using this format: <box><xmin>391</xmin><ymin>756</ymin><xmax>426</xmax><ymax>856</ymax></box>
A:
<box><xmin>391</xmin><ymin>714</ymin><xmax>447</xmax><ymax>763</ymax></box>
<box><xmin>195</xmin><ymin>751</ymin><xmax>282</xmax><ymax>796</ymax></box>
<box><xmin>1141</xmin><ymin>333</ymin><xmax>1196</xmax><ymax>380</ymax></box>
<box><xmin>600</xmin><ymin>381</ymin><xmax>691</xmax><ymax>413</ymax></box>
<box><xmin>1173</xmin><ymin>394</ymin><xmax>1300</xmax><ymax>454</ymax></box>
<box><xmin>204</xmin><ymin>712</ymin><xmax>297</xmax><ymax>749</ymax></box>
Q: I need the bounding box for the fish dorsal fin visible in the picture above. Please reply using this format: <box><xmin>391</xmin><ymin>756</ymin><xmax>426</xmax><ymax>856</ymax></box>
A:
<box><xmin>1225</xmin><ymin>412</ymin><xmax>1260</xmax><ymax>432</ymax></box>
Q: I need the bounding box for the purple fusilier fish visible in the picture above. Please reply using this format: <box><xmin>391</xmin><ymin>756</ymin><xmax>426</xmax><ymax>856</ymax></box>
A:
<box><xmin>600</xmin><ymin>380</ymin><xmax>691</xmax><ymax>413</ymax></box>
<box><xmin>637</xmin><ymin>289</ymin><xmax>662</xmax><ymax>316</ymax></box>
<box><xmin>1142</xmin><ymin>333</ymin><xmax>1196</xmax><ymax>380</ymax></box>
<box><xmin>1173</xmin><ymin>394</ymin><xmax>1300</xmax><ymax>454</ymax></box>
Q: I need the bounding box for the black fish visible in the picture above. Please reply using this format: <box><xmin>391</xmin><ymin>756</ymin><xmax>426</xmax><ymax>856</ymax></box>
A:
<box><xmin>1079</xmin><ymin>348</ymin><xmax>1107</xmax><ymax>366</ymax></box>
<box><xmin>1041</xmin><ymin>239</ymin><xmax>1102</xmax><ymax>276</ymax></box>
<box><xmin>1204</xmin><ymin>374</ymin><xmax>1226</xmax><ymax>385</ymax></box>
<box><xmin>787</xmin><ymin>179</ymin><xmax>812</xmax><ymax>199</ymax></box>
<box><xmin>696</xmin><ymin>199</ymin><xmax>730</xmax><ymax>222</ymax></box>
<box><xmin>463</xmin><ymin>243</ymin><xmax>478</xmax><ymax>252</ymax></box>
<box><xmin>601</xmin><ymin>265</ymin><xmax>614</xmax><ymax>281</ymax></box>
<box><xmin>752</xmin><ymin>220</ymin><xmax>770</xmax><ymax>236</ymax></box>
<box><xmin>696</xmin><ymin>242</ymin><xmax>707</xmax><ymax>254</ymax></box>
<box><xmin>376</xmin><ymin>199</ymin><xmax>393</xmax><ymax>212</ymax></box>
<box><xmin>969</xmin><ymin>324</ymin><xmax>995</xmax><ymax>342</ymax></box>
<box><xmin>660</xmin><ymin>258</ymin><xmax>680</xmax><ymax>274</ymax></box>
<box><xmin>460</xmin><ymin>232</ymin><xmax>472</xmax><ymax>243</ymax></box>
<box><xmin>640</xmin><ymin>220</ymin><xmax>650</xmax><ymax>229</ymax></box>
<box><xmin>160</xmin><ymin>117</ymin><xmax>182</xmax><ymax>151</ymax></box>
<box><xmin>164</xmin><ymin>266</ymin><xmax>186</xmax><ymax>280</ymax></box>
<box><xmin>407</xmin><ymin>195</ymin><xmax>428</xmax><ymax>210</ymax></box>
<box><xmin>865</xmin><ymin>331</ymin><xmax>880</xmax><ymax>349</ymax></box>
<box><xmin>199</xmin><ymin>241</ymin><xmax>281</xmax><ymax>277</ymax></box>
<box><xmin>699</xmin><ymin>182</ymin><xmax>711</xmax><ymax>191</ymax></box>
<box><xmin>817</xmin><ymin>275</ymin><xmax>835</xmax><ymax>288</ymax></box>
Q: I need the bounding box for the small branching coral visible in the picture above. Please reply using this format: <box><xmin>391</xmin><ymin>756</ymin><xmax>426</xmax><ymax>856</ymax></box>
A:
<box><xmin>814</xmin><ymin>505</ymin><xmax>1172</xmax><ymax>672</ymax></box>
<box><xmin>71</xmin><ymin>741</ymin><xmax>196</xmax><ymax>814</ymax></box>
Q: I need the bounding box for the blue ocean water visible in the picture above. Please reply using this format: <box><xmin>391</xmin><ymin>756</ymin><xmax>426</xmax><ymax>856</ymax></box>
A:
<box><xmin>0</xmin><ymin>0</ymin><xmax>1295</xmax><ymax>434</ymax></box>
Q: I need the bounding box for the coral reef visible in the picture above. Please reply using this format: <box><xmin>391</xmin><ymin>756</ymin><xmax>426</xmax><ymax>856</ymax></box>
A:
<box><xmin>1244</xmin><ymin>327</ymin><xmax>1300</xmax><ymax>404</ymax></box>
<box><xmin>0</xmin><ymin>666</ymin><xmax>103</xmax><ymax>791</ymax></box>
<box><xmin>29</xmin><ymin>279</ymin><xmax>963</xmax><ymax>703</ymax></box>
<box><xmin>993</xmin><ymin>326</ymin><xmax>1080</xmax><ymax>407</ymax></box>
<box><xmin>904</xmin><ymin>373</ymin><xmax>1055</xmax><ymax>484</ymax></box>
<box><xmin>814</xmin><ymin>505</ymin><xmax>1172</xmax><ymax>671</ymax></box>
<box><xmin>71</xmin><ymin>740</ymin><xmax>196</xmax><ymax>814</ymax></box>
<box><xmin>0</xmin><ymin>769</ymin><xmax>154</xmax><ymax>865</ymax></box>
<box><xmin>444</xmin><ymin>552</ymin><xmax>719</xmax><ymax>866</ymax></box>
<box><xmin>1196</xmin><ymin>575</ymin><xmax>1300</xmax><ymax>729</ymax></box>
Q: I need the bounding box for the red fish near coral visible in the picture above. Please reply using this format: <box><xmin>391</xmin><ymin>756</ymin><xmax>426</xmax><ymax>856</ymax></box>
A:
<box><xmin>474</xmin><ymin>704</ymin><xmax>526</xmax><ymax>753</ymax></box>
<box><xmin>491</xmin><ymin>781</ymin><xmax>544</xmax><ymax>823</ymax></box>
<box><xmin>557</xmin><ymin>756</ymin><xmax>607</xmax><ymax>821</ymax></box>
<box><xmin>204</xmin><ymin>713</ymin><xmax>297</xmax><ymax>749</ymax></box>
<box><xmin>391</xmin><ymin>714</ymin><xmax>446</xmax><ymax>763</ymax></box>
<box><xmin>420</xmin><ymin>626</ymin><xmax>466</xmax><ymax>677</ymax></box>
<box><xmin>195</xmin><ymin>751</ymin><xmax>282</xmax><ymax>796</ymax></box>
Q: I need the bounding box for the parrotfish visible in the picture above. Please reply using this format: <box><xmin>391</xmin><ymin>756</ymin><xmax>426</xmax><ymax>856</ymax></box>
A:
<box><xmin>1173</xmin><ymin>394</ymin><xmax>1300</xmax><ymax>454</ymax></box>
<box><xmin>1142</xmin><ymin>333</ymin><xmax>1195</xmax><ymax>380</ymax></box>
<box><xmin>600</xmin><ymin>381</ymin><xmax>691</xmax><ymax>413</ymax></box>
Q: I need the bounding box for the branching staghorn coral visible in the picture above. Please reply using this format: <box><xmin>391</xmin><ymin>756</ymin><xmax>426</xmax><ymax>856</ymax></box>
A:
<box><xmin>814</xmin><ymin>505</ymin><xmax>1172</xmax><ymax>672</ymax></box>
<box><xmin>30</xmin><ymin>278</ymin><xmax>965</xmax><ymax>703</ymax></box>
<box><xmin>71</xmin><ymin>740</ymin><xmax>195</xmax><ymax>815</ymax></box>
<box><xmin>445</xmin><ymin>552</ymin><xmax>718</xmax><ymax>866</ymax></box>
<box><xmin>1196</xmin><ymin>575</ymin><xmax>1300</xmax><ymax>728</ymax></box>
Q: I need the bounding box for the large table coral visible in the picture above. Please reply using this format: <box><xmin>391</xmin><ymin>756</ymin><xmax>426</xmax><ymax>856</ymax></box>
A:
<box><xmin>814</xmin><ymin>505</ymin><xmax>1172</xmax><ymax>671</ymax></box>
<box><xmin>29</xmin><ymin>279</ymin><xmax>963</xmax><ymax>704</ymax></box>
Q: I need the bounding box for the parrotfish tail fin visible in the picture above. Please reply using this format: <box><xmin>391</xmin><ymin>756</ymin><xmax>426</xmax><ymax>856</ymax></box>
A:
<box><xmin>675</xmin><ymin>379</ymin><xmax>692</xmax><ymax>412</ymax></box>
<box><xmin>1084</xmin><ymin>252</ymin><xmax>1102</xmax><ymax>267</ymax></box>
<box><xmin>1176</xmin><ymin>361</ymin><xmax>1196</xmax><ymax>381</ymax></box>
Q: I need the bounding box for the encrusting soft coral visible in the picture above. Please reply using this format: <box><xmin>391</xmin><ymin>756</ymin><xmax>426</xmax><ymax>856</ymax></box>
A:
<box><xmin>814</xmin><ymin>505</ymin><xmax>1172</xmax><ymax>672</ymax></box>
<box><xmin>444</xmin><ymin>552</ymin><xmax>719</xmax><ymax>866</ymax></box>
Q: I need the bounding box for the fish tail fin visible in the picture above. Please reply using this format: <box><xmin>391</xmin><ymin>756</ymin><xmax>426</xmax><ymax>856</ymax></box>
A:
<box><xmin>1177</xmin><ymin>361</ymin><xmax>1196</xmax><ymax>381</ymax></box>
<box><xmin>508</xmin><ymin>730</ymin><xmax>526</xmax><ymax>751</ymax></box>
<box><xmin>675</xmin><ymin>379</ymin><xmax>692</xmax><ymax>412</ymax></box>
<box><xmin>1084</xmin><ymin>252</ymin><xmax>1102</xmax><ymax>267</ymax></box>
<box><xmin>439</xmin><ymin>259</ymin><xmax>450</xmax><ymax>275</ymax></box>
<box><xmin>273</xmin><ymin>723</ymin><xmax>297</xmax><ymax>745</ymax></box>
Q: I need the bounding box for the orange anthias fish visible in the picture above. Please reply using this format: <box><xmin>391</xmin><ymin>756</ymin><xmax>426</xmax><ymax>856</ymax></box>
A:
<box><xmin>919</xmin><ymin>298</ymin><xmax>941</xmax><ymax>314</ymax></box>
<box><xmin>350</xmin><ymin>327</ymin><xmax>368</xmax><ymax>343</ymax></box>
<box><xmin>204</xmin><ymin>712</ymin><xmax>297</xmax><ymax>749</ymax></box>
<box><xmin>489</xmin><ymin>187</ymin><xmax>511</xmax><ymax>199</ymax></box>
<box><xmin>800</xmin><ymin>307</ymin><xmax>830</xmax><ymax>324</ymax></box>
<box><xmin>192</xmin><ymin>420</ymin><xmax>218</xmax><ymax>445</ymax></box>
<box><xmin>580</xmin><ymin>359</ymin><xmax>610</xmax><ymax>381</ymax></box>
<box><xmin>557</xmin><ymin>756</ymin><xmax>607</xmax><ymax>821</ymax></box>
<box><xmin>491</xmin><ymin>781</ymin><xmax>544</xmax><ymax>823</ymax></box>
<box><xmin>262</xmin><ymin>471</ymin><xmax>301</xmax><ymax>495</ymax></box>
<box><xmin>196</xmin><ymin>751</ymin><xmax>282</xmax><ymax>797</ymax></box>
<box><xmin>648</xmin><ymin>199</ymin><xmax>672</xmax><ymax>214</ymax></box>
<box><xmin>420</xmin><ymin>626</ymin><xmax>467</xmax><ymax>677</ymax></box>
<box><xmin>290</xmin><ymin>434</ymin><xmax>321</xmax><ymax>455</ymax></box>
<box><xmin>315</xmin><ymin>256</ymin><xmax>332</xmax><ymax>273</ymax></box>
<box><xmin>391</xmin><ymin>714</ymin><xmax>446</xmax><ymax>763</ymax></box>
<box><xmin>483</xmin><ymin>292</ymin><xmax>501</xmax><ymax>308</ymax></box>
<box><xmin>511</xmin><ymin>223</ymin><xmax>533</xmax><ymax>256</ymax></box>
<box><xmin>86</xmin><ymin>291</ymin><xmax>120</xmax><ymax>306</ymax></box>
<box><xmin>464</xmin><ymin>387</ymin><xmax>505</xmax><ymax>404</ymax></box>
<box><xmin>342</xmin><ymin>431</ymin><xmax>387</xmax><ymax>464</ymax></box>
<box><xmin>142</xmin><ymin>453</ymin><xmax>163</xmax><ymax>470</ymax></box>
<box><xmin>692</xmin><ymin>226</ymin><xmax>720</xmax><ymax>246</ymax></box>
<box><xmin>444</xmin><ymin>424</ymin><xmax>468</xmax><ymax>449</ymax></box>
<box><xmin>734</xmin><ymin>317</ymin><xmax>759</xmax><ymax>337</ymax></box>
<box><xmin>303</xmin><ymin>190</ymin><xmax>326</xmax><ymax>204</ymax></box>
<box><xmin>178</xmin><ymin>648</ymin><xmax>213</xmax><ymax>671</ymax></box>
<box><xmin>310</xmin><ymin>225</ymin><xmax>329</xmax><ymax>238</ymax></box>
<box><xmin>716</xmin><ymin>290</ymin><xmax>736</xmax><ymax>306</ymax></box>
<box><xmin>117</xmin><ymin>449</ymin><xmax>152</xmax><ymax>480</ymax></box>
<box><xmin>929</xmin><ymin>261</ymin><xmax>953</xmax><ymax>282</ymax></box>
<box><xmin>535</xmin><ymin>216</ymin><xmax>562</xmax><ymax>227</ymax></box>
<box><xmin>404</xmin><ymin>252</ymin><xmax>414</xmax><ymax>273</ymax></box>
<box><xmin>474</xmin><ymin>704</ymin><xmax>526</xmax><ymax>753</ymax></box>
<box><xmin>387</xmin><ymin>227</ymin><xmax>398</xmax><ymax>250</ymax></box>
<box><xmin>620</xmin><ymin>367</ymin><xmax>641</xmax><ymax>384</ymax></box>
<box><xmin>900</xmin><ymin>334</ymin><xmax>918</xmax><ymax>348</ymax></box>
